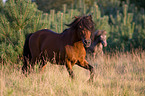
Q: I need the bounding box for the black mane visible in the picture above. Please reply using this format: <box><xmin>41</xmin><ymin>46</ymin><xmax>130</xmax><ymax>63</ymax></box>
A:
<box><xmin>66</xmin><ymin>15</ymin><xmax>95</xmax><ymax>32</ymax></box>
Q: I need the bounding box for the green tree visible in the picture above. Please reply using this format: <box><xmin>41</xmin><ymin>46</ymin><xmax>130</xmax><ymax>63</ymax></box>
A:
<box><xmin>35</xmin><ymin>0</ymin><xmax>73</xmax><ymax>13</ymax></box>
<box><xmin>0</xmin><ymin>0</ymin><xmax>4</xmax><ymax>11</ymax></box>
<box><xmin>0</xmin><ymin>0</ymin><xmax>47</xmax><ymax>63</ymax></box>
<box><xmin>121</xmin><ymin>0</ymin><xmax>145</xmax><ymax>10</ymax></box>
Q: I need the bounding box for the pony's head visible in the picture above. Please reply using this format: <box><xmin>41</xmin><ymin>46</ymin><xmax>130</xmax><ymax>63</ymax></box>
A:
<box><xmin>94</xmin><ymin>30</ymin><xmax>107</xmax><ymax>47</ymax></box>
<box><xmin>66</xmin><ymin>15</ymin><xmax>95</xmax><ymax>47</ymax></box>
<box><xmin>88</xmin><ymin>30</ymin><xmax>107</xmax><ymax>53</ymax></box>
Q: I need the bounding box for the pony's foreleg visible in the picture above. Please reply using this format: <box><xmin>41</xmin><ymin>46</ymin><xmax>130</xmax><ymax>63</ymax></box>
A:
<box><xmin>101</xmin><ymin>51</ymin><xmax>104</xmax><ymax>56</ymax></box>
<box><xmin>93</xmin><ymin>53</ymin><xmax>96</xmax><ymax>59</ymax></box>
<box><xmin>65</xmin><ymin>59</ymin><xmax>75</xmax><ymax>79</ymax></box>
<box><xmin>77</xmin><ymin>60</ymin><xmax>95</xmax><ymax>82</ymax></box>
<box><xmin>30</xmin><ymin>56</ymin><xmax>38</xmax><ymax>72</ymax></box>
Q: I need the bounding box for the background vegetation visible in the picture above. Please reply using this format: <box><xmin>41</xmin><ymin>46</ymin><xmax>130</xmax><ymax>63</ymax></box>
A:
<box><xmin>0</xmin><ymin>0</ymin><xmax>145</xmax><ymax>62</ymax></box>
<box><xmin>0</xmin><ymin>0</ymin><xmax>145</xmax><ymax>95</ymax></box>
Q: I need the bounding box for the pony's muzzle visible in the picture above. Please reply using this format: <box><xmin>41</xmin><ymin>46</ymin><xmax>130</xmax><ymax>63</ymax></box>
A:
<box><xmin>101</xmin><ymin>41</ymin><xmax>107</xmax><ymax>47</ymax></box>
<box><xmin>83</xmin><ymin>39</ymin><xmax>91</xmax><ymax>47</ymax></box>
<box><xmin>88</xmin><ymin>47</ymin><xmax>95</xmax><ymax>53</ymax></box>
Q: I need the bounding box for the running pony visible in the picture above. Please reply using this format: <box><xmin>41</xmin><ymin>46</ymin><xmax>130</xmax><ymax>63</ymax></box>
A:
<box><xmin>22</xmin><ymin>15</ymin><xmax>95</xmax><ymax>81</ymax></box>
<box><xmin>86</xmin><ymin>30</ymin><xmax>107</xmax><ymax>58</ymax></box>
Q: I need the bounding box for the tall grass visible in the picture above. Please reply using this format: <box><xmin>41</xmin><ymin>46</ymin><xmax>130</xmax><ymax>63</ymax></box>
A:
<box><xmin>0</xmin><ymin>51</ymin><xmax>144</xmax><ymax>96</ymax></box>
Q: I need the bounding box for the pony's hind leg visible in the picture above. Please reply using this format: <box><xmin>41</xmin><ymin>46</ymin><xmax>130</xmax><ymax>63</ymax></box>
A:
<box><xmin>76</xmin><ymin>60</ymin><xmax>95</xmax><ymax>82</ymax></box>
<box><xmin>29</xmin><ymin>56</ymin><xmax>38</xmax><ymax>72</ymax></box>
<box><xmin>22</xmin><ymin>57</ymin><xmax>29</xmax><ymax>74</ymax></box>
<box><xmin>39</xmin><ymin>55</ymin><xmax>47</xmax><ymax>72</ymax></box>
<box><xmin>22</xmin><ymin>56</ymin><xmax>33</xmax><ymax>74</ymax></box>
<box><xmin>39</xmin><ymin>51</ymin><xmax>50</xmax><ymax>72</ymax></box>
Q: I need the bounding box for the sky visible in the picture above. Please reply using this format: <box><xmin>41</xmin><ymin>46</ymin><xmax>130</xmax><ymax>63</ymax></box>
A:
<box><xmin>3</xmin><ymin>0</ymin><xmax>6</xmax><ymax>3</ymax></box>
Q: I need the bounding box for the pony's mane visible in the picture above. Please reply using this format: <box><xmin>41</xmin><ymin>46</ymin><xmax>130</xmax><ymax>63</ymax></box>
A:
<box><xmin>95</xmin><ymin>30</ymin><xmax>107</xmax><ymax>37</ymax></box>
<box><xmin>66</xmin><ymin>15</ymin><xmax>95</xmax><ymax>32</ymax></box>
<box><xmin>92</xmin><ymin>30</ymin><xmax>107</xmax><ymax>41</ymax></box>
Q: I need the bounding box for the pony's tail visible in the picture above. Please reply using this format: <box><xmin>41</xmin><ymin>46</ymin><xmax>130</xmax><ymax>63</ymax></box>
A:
<box><xmin>22</xmin><ymin>33</ymin><xmax>33</xmax><ymax>73</ymax></box>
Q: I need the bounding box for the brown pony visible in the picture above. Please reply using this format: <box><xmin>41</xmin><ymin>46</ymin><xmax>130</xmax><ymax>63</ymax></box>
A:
<box><xmin>86</xmin><ymin>30</ymin><xmax>107</xmax><ymax>58</ymax></box>
<box><xmin>22</xmin><ymin>15</ymin><xmax>95</xmax><ymax>81</ymax></box>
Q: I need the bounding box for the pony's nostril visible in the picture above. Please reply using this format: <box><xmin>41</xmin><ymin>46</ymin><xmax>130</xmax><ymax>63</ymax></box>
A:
<box><xmin>84</xmin><ymin>40</ymin><xmax>87</xmax><ymax>44</ymax></box>
<box><xmin>83</xmin><ymin>39</ymin><xmax>91</xmax><ymax>47</ymax></box>
<box><xmin>88</xmin><ymin>47</ymin><xmax>94</xmax><ymax>53</ymax></box>
<box><xmin>88</xmin><ymin>39</ymin><xmax>91</xmax><ymax>44</ymax></box>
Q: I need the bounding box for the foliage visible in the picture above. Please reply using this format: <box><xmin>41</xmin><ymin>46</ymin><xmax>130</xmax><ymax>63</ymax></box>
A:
<box><xmin>35</xmin><ymin>0</ymin><xmax>73</xmax><ymax>13</ymax></box>
<box><xmin>0</xmin><ymin>0</ymin><xmax>47</xmax><ymax>62</ymax></box>
<box><xmin>34</xmin><ymin>0</ymin><xmax>145</xmax><ymax>13</ymax></box>
<box><xmin>121</xmin><ymin>0</ymin><xmax>145</xmax><ymax>10</ymax></box>
<box><xmin>0</xmin><ymin>0</ymin><xmax>145</xmax><ymax>63</ymax></box>
<box><xmin>107</xmin><ymin>3</ymin><xmax>145</xmax><ymax>51</ymax></box>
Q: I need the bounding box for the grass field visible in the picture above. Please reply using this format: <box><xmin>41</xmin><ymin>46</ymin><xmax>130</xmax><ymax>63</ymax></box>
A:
<box><xmin>0</xmin><ymin>51</ymin><xmax>145</xmax><ymax>96</ymax></box>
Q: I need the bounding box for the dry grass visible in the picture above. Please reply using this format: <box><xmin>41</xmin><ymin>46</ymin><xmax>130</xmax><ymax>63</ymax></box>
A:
<box><xmin>0</xmin><ymin>51</ymin><xmax>145</xmax><ymax>96</ymax></box>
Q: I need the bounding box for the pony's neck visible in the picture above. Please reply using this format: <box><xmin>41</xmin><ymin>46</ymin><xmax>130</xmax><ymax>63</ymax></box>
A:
<box><xmin>61</xmin><ymin>28</ymin><xmax>81</xmax><ymax>44</ymax></box>
<box><xmin>91</xmin><ymin>38</ymin><xmax>101</xmax><ymax>47</ymax></box>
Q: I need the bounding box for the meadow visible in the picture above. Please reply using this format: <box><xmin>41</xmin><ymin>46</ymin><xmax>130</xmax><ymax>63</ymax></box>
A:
<box><xmin>0</xmin><ymin>51</ymin><xmax>144</xmax><ymax>96</ymax></box>
<box><xmin>0</xmin><ymin>0</ymin><xmax>145</xmax><ymax>95</ymax></box>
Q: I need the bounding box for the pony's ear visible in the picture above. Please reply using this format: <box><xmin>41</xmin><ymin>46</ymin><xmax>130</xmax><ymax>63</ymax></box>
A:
<box><xmin>87</xmin><ymin>15</ymin><xmax>92</xmax><ymax>19</ymax></box>
<box><xmin>102</xmin><ymin>30</ymin><xmax>107</xmax><ymax>34</ymax></box>
<box><xmin>95</xmin><ymin>30</ymin><xmax>102</xmax><ymax>36</ymax></box>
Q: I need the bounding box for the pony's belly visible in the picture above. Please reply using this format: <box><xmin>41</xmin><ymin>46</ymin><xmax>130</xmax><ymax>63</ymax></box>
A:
<box><xmin>44</xmin><ymin>51</ymin><xmax>65</xmax><ymax>65</ymax></box>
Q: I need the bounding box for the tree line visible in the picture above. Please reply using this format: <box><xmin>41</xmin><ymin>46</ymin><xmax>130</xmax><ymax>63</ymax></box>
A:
<box><xmin>0</xmin><ymin>0</ymin><xmax>145</xmax><ymax>63</ymax></box>
<box><xmin>34</xmin><ymin>0</ymin><xmax>145</xmax><ymax>13</ymax></box>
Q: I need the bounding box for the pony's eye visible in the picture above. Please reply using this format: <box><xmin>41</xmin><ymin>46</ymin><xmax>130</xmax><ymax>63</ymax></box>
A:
<box><xmin>101</xmin><ymin>35</ymin><xmax>106</xmax><ymax>39</ymax></box>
